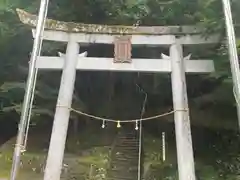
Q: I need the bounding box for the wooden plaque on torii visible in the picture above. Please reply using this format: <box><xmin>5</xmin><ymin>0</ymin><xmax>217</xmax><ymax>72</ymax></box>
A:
<box><xmin>114</xmin><ymin>36</ymin><xmax>132</xmax><ymax>63</ymax></box>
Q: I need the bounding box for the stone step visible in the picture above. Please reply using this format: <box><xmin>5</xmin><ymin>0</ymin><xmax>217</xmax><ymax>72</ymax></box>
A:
<box><xmin>117</xmin><ymin>142</ymin><xmax>139</xmax><ymax>145</ymax></box>
<box><xmin>116</xmin><ymin>145</ymin><xmax>139</xmax><ymax>148</ymax></box>
<box><xmin>112</xmin><ymin>153</ymin><xmax>138</xmax><ymax>157</ymax></box>
<box><xmin>118</xmin><ymin>143</ymin><xmax>139</xmax><ymax>146</ymax></box>
<box><xmin>112</xmin><ymin>157</ymin><xmax>138</xmax><ymax>161</ymax></box>
<box><xmin>108</xmin><ymin>166</ymin><xmax>138</xmax><ymax>170</ymax></box>
<box><xmin>114</xmin><ymin>152</ymin><xmax>139</xmax><ymax>156</ymax></box>
<box><xmin>111</xmin><ymin>159</ymin><xmax>138</xmax><ymax>163</ymax></box>
<box><xmin>119</xmin><ymin>131</ymin><xmax>137</xmax><ymax>134</ymax></box>
<box><xmin>115</xmin><ymin>146</ymin><xmax>139</xmax><ymax>150</ymax></box>
<box><xmin>107</xmin><ymin>177</ymin><xmax>137</xmax><ymax>180</ymax></box>
<box><xmin>113</xmin><ymin>150</ymin><xmax>138</xmax><ymax>154</ymax></box>
<box><xmin>110</xmin><ymin>166</ymin><xmax>139</xmax><ymax>171</ymax></box>
<box><xmin>117</xmin><ymin>139</ymin><xmax>139</xmax><ymax>144</ymax></box>
<box><xmin>118</xmin><ymin>138</ymin><xmax>138</xmax><ymax>141</ymax></box>
<box><xmin>108</xmin><ymin>168</ymin><xmax>138</xmax><ymax>172</ymax></box>
<box><xmin>119</xmin><ymin>138</ymin><xmax>138</xmax><ymax>141</ymax></box>
<box><xmin>113</xmin><ymin>155</ymin><xmax>139</xmax><ymax>160</ymax></box>
<box><xmin>109</xmin><ymin>162</ymin><xmax>138</xmax><ymax>167</ymax></box>
<box><xmin>117</xmin><ymin>144</ymin><xmax>139</xmax><ymax>147</ymax></box>
<box><xmin>120</xmin><ymin>141</ymin><xmax>138</xmax><ymax>143</ymax></box>
<box><xmin>115</xmin><ymin>144</ymin><xmax>139</xmax><ymax>147</ymax></box>
<box><xmin>113</xmin><ymin>152</ymin><xmax>139</xmax><ymax>156</ymax></box>
<box><xmin>117</xmin><ymin>141</ymin><xmax>139</xmax><ymax>144</ymax></box>
<box><xmin>114</xmin><ymin>149</ymin><xmax>138</xmax><ymax>153</ymax></box>
<box><xmin>119</xmin><ymin>134</ymin><xmax>138</xmax><ymax>137</ymax></box>
<box><xmin>122</xmin><ymin>134</ymin><xmax>139</xmax><ymax>137</ymax></box>
<box><xmin>107</xmin><ymin>174</ymin><xmax>138</xmax><ymax>178</ymax></box>
<box><xmin>114</xmin><ymin>149</ymin><xmax>139</xmax><ymax>152</ymax></box>
<box><xmin>112</xmin><ymin>156</ymin><xmax>139</xmax><ymax>160</ymax></box>
<box><xmin>116</xmin><ymin>145</ymin><xmax>138</xmax><ymax>149</ymax></box>
<box><xmin>109</xmin><ymin>166</ymin><xmax>138</xmax><ymax>170</ymax></box>
<box><xmin>113</xmin><ymin>147</ymin><xmax>138</xmax><ymax>151</ymax></box>
<box><xmin>115</xmin><ymin>153</ymin><xmax>138</xmax><ymax>157</ymax></box>
<box><xmin>118</xmin><ymin>136</ymin><xmax>138</xmax><ymax>139</ymax></box>
<box><xmin>113</xmin><ymin>148</ymin><xmax>139</xmax><ymax>151</ymax></box>
<box><xmin>107</xmin><ymin>175</ymin><xmax>138</xmax><ymax>180</ymax></box>
<box><xmin>113</xmin><ymin>150</ymin><xmax>139</xmax><ymax>155</ymax></box>
<box><xmin>111</xmin><ymin>157</ymin><xmax>139</xmax><ymax>161</ymax></box>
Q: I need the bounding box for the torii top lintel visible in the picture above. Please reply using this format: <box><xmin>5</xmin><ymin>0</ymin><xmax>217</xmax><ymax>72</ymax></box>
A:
<box><xmin>17</xmin><ymin>8</ymin><xmax>205</xmax><ymax>36</ymax></box>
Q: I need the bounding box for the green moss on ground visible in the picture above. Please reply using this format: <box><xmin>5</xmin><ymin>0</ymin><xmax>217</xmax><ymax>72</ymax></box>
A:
<box><xmin>0</xmin><ymin>129</ymin><xmax>113</xmax><ymax>180</ymax></box>
<box><xmin>1</xmin><ymin>129</ymin><xmax>239</xmax><ymax>180</ymax></box>
<box><xmin>142</xmin><ymin>133</ymin><xmax>239</xmax><ymax>180</ymax></box>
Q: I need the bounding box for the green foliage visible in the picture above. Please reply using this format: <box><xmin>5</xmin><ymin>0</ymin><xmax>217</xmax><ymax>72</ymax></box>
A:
<box><xmin>0</xmin><ymin>0</ymin><xmax>239</xmax><ymax>125</ymax></box>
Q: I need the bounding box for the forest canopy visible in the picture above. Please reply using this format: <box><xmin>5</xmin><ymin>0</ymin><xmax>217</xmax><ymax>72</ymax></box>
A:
<box><xmin>0</xmin><ymin>0</ymin><xmax>240</xmax><ymax>130</ymax></box>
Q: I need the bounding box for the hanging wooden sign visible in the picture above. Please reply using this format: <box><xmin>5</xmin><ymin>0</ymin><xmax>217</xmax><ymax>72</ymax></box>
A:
<box><xmin>114</xmin><ymin>36</ymin><xmax>132</xmax><ymax>63</ymax></box>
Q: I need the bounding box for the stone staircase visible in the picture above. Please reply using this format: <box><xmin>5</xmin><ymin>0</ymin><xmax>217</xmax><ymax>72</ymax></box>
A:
<box><xmin>107</xmin><ymin>128</ymin><xmax>140</xmax><ymax>180</ymax></box>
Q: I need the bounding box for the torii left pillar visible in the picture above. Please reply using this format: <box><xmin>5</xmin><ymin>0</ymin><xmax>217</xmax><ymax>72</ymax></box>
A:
<box><xmin>43</xmin><ymin>36</ymin><xmax>79</xmax><ymax>180</ymax></box>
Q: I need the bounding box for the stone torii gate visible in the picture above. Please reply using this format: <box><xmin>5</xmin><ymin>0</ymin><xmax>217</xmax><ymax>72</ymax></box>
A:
<box><xmin>16</xmin><ymin>9</ymin><xmax>218</xmax><ymax>180</ymax></box>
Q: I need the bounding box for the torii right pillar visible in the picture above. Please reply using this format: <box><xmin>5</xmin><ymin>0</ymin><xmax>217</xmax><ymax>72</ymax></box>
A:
<box><xmin>170</xmin><ymin>41</ymin><xmax>196</xmax><ymax>180</ymax></box>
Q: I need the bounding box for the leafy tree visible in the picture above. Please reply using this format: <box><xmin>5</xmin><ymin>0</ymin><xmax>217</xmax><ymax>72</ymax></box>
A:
<box><xmin>0</xmin><ymin>0</ymin><xmax>239</xmax><ymax>128</ymax></box>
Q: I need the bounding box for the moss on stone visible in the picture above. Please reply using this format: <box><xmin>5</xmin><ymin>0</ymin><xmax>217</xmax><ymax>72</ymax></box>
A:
<box><xmin>16</xmin><ymin>8</ymin><xmax>136</xmax><ymax>35</ymax></box>
<box><xmin>16</xmin><ymin>8</ymin><xmax>203</xmax><ymax>35</ymax></box>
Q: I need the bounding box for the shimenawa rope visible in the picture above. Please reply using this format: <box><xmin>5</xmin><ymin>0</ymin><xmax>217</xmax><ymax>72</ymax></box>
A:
<box><xmin>57</xmin><ymin>105</ymin><xmax>188</xmax><ymax>123</ymax></box>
